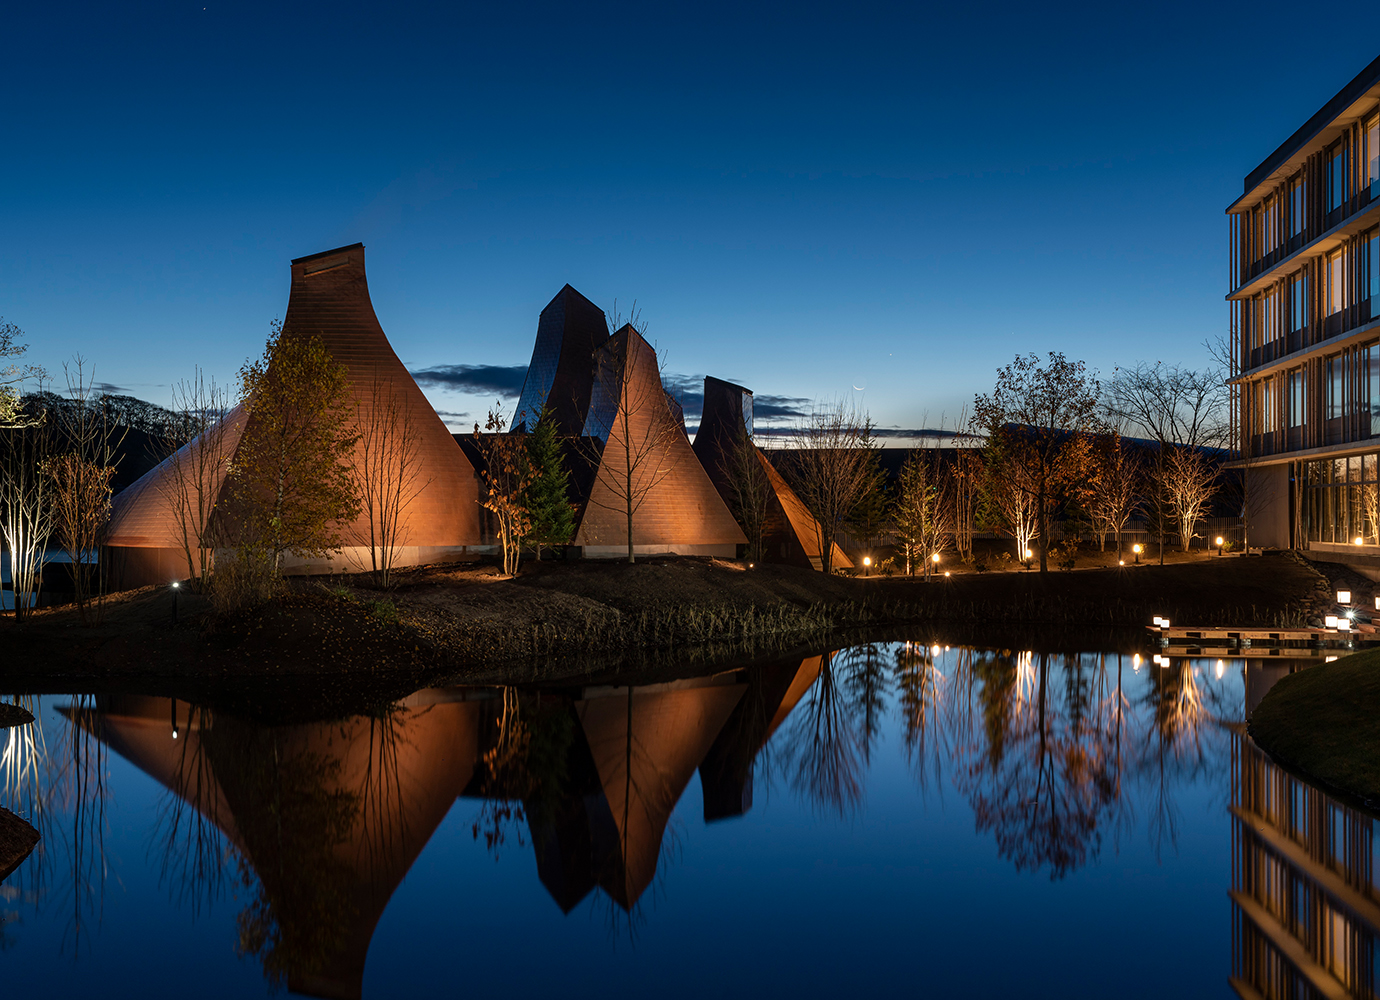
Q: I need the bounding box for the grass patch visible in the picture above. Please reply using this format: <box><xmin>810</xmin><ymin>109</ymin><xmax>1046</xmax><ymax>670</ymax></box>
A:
<box><xmin>1250</xmin><ymin>647</ymin><xmax>1380</xmax><ymax>807</ymax></box>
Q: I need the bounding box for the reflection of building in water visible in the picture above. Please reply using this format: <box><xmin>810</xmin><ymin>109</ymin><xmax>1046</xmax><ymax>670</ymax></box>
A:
<box><xmin>69</xmin><ymin>691</ymin><xmax>480</xmax><ymax>1000</ymax></box>
<box><xmin>1230</xmin><ymin>731</ymin><xmax>1380</xmax><ymax>999</ymax></box>
<box><xmin>512</xmin><ymin>657</ymin><xmax>824</xmax><ymax>911</ymax></box>
<box><xmin>69</xmin><ymin>657</ymin><xmax>829</xmax><ymax>991</ymax></box>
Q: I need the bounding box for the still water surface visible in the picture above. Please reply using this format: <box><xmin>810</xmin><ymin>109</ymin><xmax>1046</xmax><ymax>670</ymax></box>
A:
<box><xmin>0</xmin><ymin>643</ymin><xmax>1354</xmax><ymax>997</ymax></box>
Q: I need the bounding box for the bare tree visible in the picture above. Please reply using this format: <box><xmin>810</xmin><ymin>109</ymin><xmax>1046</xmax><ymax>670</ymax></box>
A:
<box><xmin>952</xmin><ymin>448</ymin><xmax>982</xmax><ymax>564</ymax></box>
<box><xmin>0</xmin><ymin>406</ymin><xmax>55</xmax><ymax>619</ymax></box>
<box><xmin>892</xmin><ymin>448</ymin><xmax>951</xmax><ymax>578</ymax></box>
<box><xmin>578</xmin><ymin>326</ymin><xmax>683</xmax><ymax>564</ymax></box>
<box><xmin>473</xmin><ymin>406</ymin><xmax>532</xmax><ymax>576</ymax></box>
<box><xmin>972</xmin><ymin>353</ymin><xmax>1102</xmax><ymax>574</ymax></box>
<box><xmin>355</xmin><ymin>369</ymin><xmax>430</xmax><ymax>588</ymax></box>
<box><xmin>1104</xmin><ymin>361</ymin><xmax>1228</xmax><ymax>451</ymax></box>
<box><xmin>43</xmin><ymin>360</ymin><xmax>132</xmax><ymax>621</ymax></box>
<box><xmin>718</xmin><ymin>427</ymin><xmax>774</xmax><ymax>562</ymax></box>
<box><xmin>782</xmin><ymin>401</ymin><xmax>877</xmax><ymax>575</ymax></box>
<box><xmin>158</xmin><ymin>369</ymin><xmax>234</xmax><ymax>590</ymax></box>
<box><xmin>985</xmin><ymin>457</ymin><xmax>1040</xmax><ymax>564</ymax></box>
<box><xmin>1082</xmin><ymin>433</ymin><xmax>1142</xmax><ymax>556</ymax></box>
<box><xmin>1105</xmin><ymin>359</ymin><xmax>1229</xmax><ymax>563</ymax></box>
<box><xmin>1162</xmin><ymin>446</ymin><xmax>1219</xmax><ymax>552</ymax></box>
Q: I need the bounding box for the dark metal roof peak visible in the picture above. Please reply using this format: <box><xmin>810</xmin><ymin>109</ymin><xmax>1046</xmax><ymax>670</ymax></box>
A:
<box><xmin>291</xmin><ymin>242</ymin><xmax>365</xmax><ymax>265</ymax></box>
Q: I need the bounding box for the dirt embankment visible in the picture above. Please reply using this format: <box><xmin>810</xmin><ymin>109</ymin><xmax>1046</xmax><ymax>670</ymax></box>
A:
<box><xmin>0</xmin><ymin>550</ymin><xmax>1329</xmax><ymax>688</ymax></box>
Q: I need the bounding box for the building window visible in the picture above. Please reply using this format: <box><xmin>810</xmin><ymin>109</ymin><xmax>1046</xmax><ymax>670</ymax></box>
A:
<box><xmin>1304</xmin><ymin>453</ymin><xmax>1380</xmax><ymax>545</ymax></box>
<box><xmin>1328</xmin><ymin>143</ymin><xmax>1351</xmax><ymax>214</ymax></box>
<box><xmin>1327</xmin><ymin>248</ymin><xmax>1348</xmax><ymax>315</ymax></box>
<box><xmin>1290</xmin><ymin>272</ymin><xmax>1309</xmax><ymax>332</ymax></box>
<box><xmin>1289</xmin><ymin>369</ymin><xmax>1306</xmax><ymax>428</ymax></box>
<box><xmin>1289</xmin><ymin>176</ymin><xmax>1305</xmax><ymax>237</ymax></box>
<box><xmin>1263</xmin><ymin>197</ymin><xmax>1279</xmax><ymax>254</ymax></box>
<box><xmin>1262</xmin><ymin>376</ymin><xmax>1277</xmax><ymax>432</ymax></box>
<box><xmin>1367</xmin><ymin>342</ymin><xmax>1380</xmax><ymax>436</ymax></box>
<box><xmin>1263</xmin><ymin>287</ymin><xmax>1278</xmax><ymax>345</ymax></box>
<box><xmin>1369</xmin><ymin>231</ymin><xmax>1380</xmax><ymax>304</ymax></box>
<box><xmin>1327</xmin><ymin>354</ymin><xmax>1347</xmax><ymax>419</ymax></box>
<box><xmin>1370</xmin><ymin>117</ymin><xmax>1379</xmax><ymax>200</ymax></box>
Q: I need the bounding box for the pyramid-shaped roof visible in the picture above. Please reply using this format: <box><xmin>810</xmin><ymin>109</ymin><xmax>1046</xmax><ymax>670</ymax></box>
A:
<box><xmin>512</xmin><ymin>284</ymin><xmax>610</xmax><ymax>437</ymax></box>
<box><xmin>573</xmin><ymin>328</ymin><xmax>746</xmax><ymax>551</ymax></box>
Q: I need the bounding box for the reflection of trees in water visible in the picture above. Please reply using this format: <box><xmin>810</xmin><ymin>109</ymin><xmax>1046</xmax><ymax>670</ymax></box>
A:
<box><xmin>1136</xmin><ymin>660</ymin><xmax>1225</xmax><ymax>859</ymax></box>
<box><xmin>955</xmin><ymin>653</ymin><xmax>1121</xmax><ymax>880</ymax></box>
<box><xmin>765</xmin><ymin>644</ymin><xmax>1232</xmax><ymax>880</ymax></box>
<box><xmin>781</xmin><ymin>652</ymin><xmax>866</xmax><ymax>816</ymax></box>
<box><xmin>6</xmin><ymin>695</ymin><xmax>110</xmax><ymax>956</ymax></box>
<box><xmin>151</xmin><ymin>703</ymin><xmax>230</xmax><ymax>917</ymax></box>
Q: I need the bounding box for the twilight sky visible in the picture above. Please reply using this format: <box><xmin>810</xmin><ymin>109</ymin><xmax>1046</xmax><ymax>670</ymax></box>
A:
<box><xmin>6</xmin><ymin>1</ymin><xmax>1380</xmax><ymax>440</ymax></box>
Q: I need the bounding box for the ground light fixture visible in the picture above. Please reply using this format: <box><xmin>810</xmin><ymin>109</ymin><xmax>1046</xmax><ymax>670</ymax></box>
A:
<box><xmin>171</xmin><ymin>580</ymin><xmax>180</xmax><ymax>624</ymax></box>
<box><xmin>862</xmin><ymin>556</ymin><xmax>871</xmax><ymax>577</ymax></box>
<box><xmin>1216</xmin><ymin>536</ymin><xmax>1224</xmax><ymax>555</ymax></box>
<box><xmin>1357</xmin><ymin>537</ymin><xmax>1366</xmax><ymax>546</ymax></box>
<box><xmin>1132</xmin><ymin>543</ymin><xmax>1142</xmax><ymax>564</ymax></box>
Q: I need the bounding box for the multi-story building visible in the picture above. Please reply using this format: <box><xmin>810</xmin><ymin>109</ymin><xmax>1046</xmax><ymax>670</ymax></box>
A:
<box><xmin>1232</xmin><ymin>54</ymin><xmax>1380</xmax><ymax>565</ymax></box>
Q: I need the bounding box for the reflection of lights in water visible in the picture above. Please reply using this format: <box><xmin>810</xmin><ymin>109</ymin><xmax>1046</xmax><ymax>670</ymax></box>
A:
<box><xmin>1215</xmin><ymin>659</ymin><xmax>1225</xmax><ymax>680</ymax></box>
<box><xmin>931</xmin><ymin>644</ymin><xmax>941</xmax><ymax>657</ymax></box>
<box><xmin>1</xmin><ymin>696</ymin><xmax>47</xmax><ymax>818</ymax></box>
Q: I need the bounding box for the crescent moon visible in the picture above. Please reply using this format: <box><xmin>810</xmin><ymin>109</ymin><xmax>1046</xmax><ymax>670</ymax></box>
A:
<box><xmin>852</xmin><ymin>385</ymin><xmax>865</xmax><ymax>391</ymax></box>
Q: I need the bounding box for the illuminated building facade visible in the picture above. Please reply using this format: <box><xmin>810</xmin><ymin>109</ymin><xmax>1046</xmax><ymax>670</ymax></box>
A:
<box><xmin>512</xmin><ymin>287</ymin><xmax>745</xmax><ymax>558</ymax></box>
<box><xmin>692</xmin><ymin>376</ymin><xmax>852</xmax><ymax>570</ymax></box>
<box><xmin>105</xmin><ymin>244</ymin><xmax>482</xmax><ymax>586</ymax></box>
<box><xmin>1232</xmin><ymin>55</ymin><xmax>1380</xmax><ymax>564</ymax></box>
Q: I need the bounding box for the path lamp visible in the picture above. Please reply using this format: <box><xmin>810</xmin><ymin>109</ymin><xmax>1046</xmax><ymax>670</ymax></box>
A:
<box><xmin>171</xmin><ymin>581</ymin><xmax>180</xmax><ymax>624</ymax></box>
<box><xmin>1132</xmin><ymin>543</ymin><xmax>1142</xmax><ymax>565</ymax></box>
<box><xmin>1216</xmin><ymin>536</ymin><xmax>1224</xmax><ymax>556</ymax></box>
<box><xmin>862</xmin><ymin>556</ymin><xmax>871</xmax><ymax>577</ymax></box>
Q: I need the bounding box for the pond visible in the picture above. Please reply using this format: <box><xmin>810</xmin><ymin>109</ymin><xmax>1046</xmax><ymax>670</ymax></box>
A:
<box><xmin>0</xmin><ymin>643</ymin><xmax>1370</xmax><ymax>998</ymax></box>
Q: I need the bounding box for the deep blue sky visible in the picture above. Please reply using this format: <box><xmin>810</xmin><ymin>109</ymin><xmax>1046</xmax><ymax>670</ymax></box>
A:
<box><xmin>7</xmin><ymin>1</ymin><xmax>1380</xmax><ymax>438</ymax></box>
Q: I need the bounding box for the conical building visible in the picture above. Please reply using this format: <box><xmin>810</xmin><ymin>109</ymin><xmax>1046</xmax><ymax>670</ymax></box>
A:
<box><xmin>692</xmin><ymin>375</ymin><xmax>851</xmax><ymax>571</ymax></box>
<box><xmin>106</xmin><ymin>244</ymin><xmax>482</xmax><ymax>586</ymax></box>
<box><xmin>573</xmin><ymin>327</ymin><xmax>745</xmax><ymax>557</ymax></box>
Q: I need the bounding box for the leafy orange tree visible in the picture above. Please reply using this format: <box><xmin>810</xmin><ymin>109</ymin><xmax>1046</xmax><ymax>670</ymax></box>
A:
<box><xmin>473</xmin><ymin>407</ymin><xmax>533</xmax><ymax>576</ymax></box>
<box><xmin>972</xmin><ymin>353</ymin><xmax>1102</xmax><ymax>574</ymax></box>
<box><xmin>230</xmin><ymin>324</ymin><xmax>360</xmax><ymax>575</ymax></box>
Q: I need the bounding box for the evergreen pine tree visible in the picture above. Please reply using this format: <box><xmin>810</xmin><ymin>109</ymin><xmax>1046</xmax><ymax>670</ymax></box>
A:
<box><xmin>522</xmin><ymin>407</ymin><xmax>575</xmax><ymax>557</ymax></box>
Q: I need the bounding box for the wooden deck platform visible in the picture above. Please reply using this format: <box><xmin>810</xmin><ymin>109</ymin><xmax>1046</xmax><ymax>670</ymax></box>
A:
<box><xmin>1147</xmin><ymin>623</ymin><xmax>1378</xmax><ymax>651</ymax></box>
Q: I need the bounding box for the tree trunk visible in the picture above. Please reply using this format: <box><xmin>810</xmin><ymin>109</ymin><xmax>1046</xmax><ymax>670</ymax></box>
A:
<box><xmin>1037</xmin><ymin>483</ymin><xmax>1048</xmax><ymax>574</ymax></box>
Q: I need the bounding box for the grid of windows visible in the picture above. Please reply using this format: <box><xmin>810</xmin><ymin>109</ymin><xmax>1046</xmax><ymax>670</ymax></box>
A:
<box><xmin>1303</xmin><ymin>453</ymin><xmax>1380</xmax><ymax>543</ymax></box>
